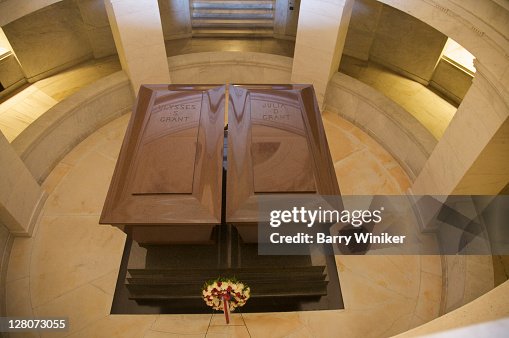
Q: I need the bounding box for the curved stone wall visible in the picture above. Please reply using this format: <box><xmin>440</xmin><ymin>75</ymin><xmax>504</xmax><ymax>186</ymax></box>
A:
<box><xmin>3</xmin><ymin>0</ymin><xmax>507</xmax><ymax>99</ymax></box>
<box><xmin>0</xmin><ymin>0</ymin><xmax>63</xmax><ymax>26</ymax></box>
<box><xmin>168</xmin><ymin>52</ymin><xmax>293</xmax><ymax>84</ymax></box>
<box><xmin>442</xmin><ymin>255</ymin><xmax>494</xmax><ymax>314</ymax></box>
<box><xmin>11</xmin><ymin>71</ymin><xmax>134</xmax><ymax>183</ymax></box>
<box><xmin>396</xmin><ymin>279</ymin><xmax>509</xmax><ymax>337</ymax></box>
<box><xmin>1</xmin><ymin>2</ymin><xmax>507</xmax><ymax>334</ymax></box>
<box><xmin>377</xmin><ymin>0</ymin><xmax>509</xmax><ymax>105</ymax></box>
<box><xmin>324</xmin><ymin>72</ymin><xmax>437</xmax><ymax>180</ymax></box>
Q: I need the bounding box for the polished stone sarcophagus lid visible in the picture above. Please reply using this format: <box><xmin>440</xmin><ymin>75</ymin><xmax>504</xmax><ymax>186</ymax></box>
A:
<box><xmin>100</xmin><ymin>84</ymin><xmax>225</xmax><ymax>229</ymax></box>
<box><xmin>226</xmin><ymin>85</ymin><xmax>340</xmax><ymax>240</ymax></box>
<box><xmin>100</xmin><ymin>84</ymin><xmax>339</xmax><ymax>243</ymax></box>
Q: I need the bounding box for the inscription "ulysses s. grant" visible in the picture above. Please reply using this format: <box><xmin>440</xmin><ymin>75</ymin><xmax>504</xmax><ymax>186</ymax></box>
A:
<box><xmin>153</xmin><ymin>103</ymin><xmax>197</xmax><ymax>123</ymax></box>
<box><xmin>262</xmin><ymin>102</ymin><xmax>290</xmax><ymax>121</ymax></box>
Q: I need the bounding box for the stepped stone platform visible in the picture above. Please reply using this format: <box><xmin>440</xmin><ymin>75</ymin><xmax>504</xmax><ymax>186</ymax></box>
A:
<box><xmin>111</xmin><ymin>225</ymin><xmax>344</xmax><ymax>314</ymax></box>
<box><xmin>191</xmin><ymin>0</ymin><xmax>275</xmax><ymax>37</ymax></box>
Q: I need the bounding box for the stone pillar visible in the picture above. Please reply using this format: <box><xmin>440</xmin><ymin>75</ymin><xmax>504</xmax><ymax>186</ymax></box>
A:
<box><xmin>291</xmin><ymin>0</ymin><xmax>354</xmax><ymax>108</ymax></box>
<box><xmin>105</xmin><ymin>0</ymin><xmax>171</xmax><ymax>94</ymax></box>
<box><xmin>0</xmin><ymin>132</ymin><xmax>46</xmax><ymax>236</ymax></box>
<box><xmin>412</xmin><ymin>60</ymin><xmax>509</xmax><ymax>196</ymax></box>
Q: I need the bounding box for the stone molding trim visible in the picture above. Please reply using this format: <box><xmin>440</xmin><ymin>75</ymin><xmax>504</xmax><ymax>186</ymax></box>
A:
<box><xmin>0</xmin><ymin>225</ymin><xmax>13</xmax><ymax>317</ymax></box>
<box><xmin>11</xmin><ymin>71</ymin><xmax>134</xmax><ymax>183</ymax></box>
<box><xmin>436</xmin><ymin>0</ymin><xmax>508</xmax><ymax>56</ymax></box>
<box><xmin>9</xmin><ymin>191</ymin><xmax>47</xmax><ymax>238</ymax></box>
<box><xmin>168</xmin><ymin>52</ymin><xmax>293</xmax><ymax>71</ymax></box>
<box><xmin>167</xmin><ymin>52</ymin><xmax>293</xmax><ymax>84</ymax></box>
<box><xmin>473</xmin><ymin>59</ymin><xmax>509</xmax><ymax>114</ymax></box>
<box><xmin>324</xmin><ymin>72</ymin><xmax>437</xmax><ymax>180</ymax></box>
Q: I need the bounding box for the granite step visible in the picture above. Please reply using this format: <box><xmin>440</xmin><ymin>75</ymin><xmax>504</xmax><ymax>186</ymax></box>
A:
<box><xmin>191</xmin><ymin>19</ymin><xmax>274</xmax><ymax>28</ymax></box>
<box><xmin>128</xmin><ymin>266</ymin><xmax>326</xmax><ymax>277</ymax></box>
<box><xmin>192</xmin><ymin>0</ymin><xmax>274</xmax><ymax>10</ymax></box>
<box><xmin>190</xmin><ymin>0</ymin><xmax>274</xmax><ymax>37</ymax></box>
<box><xmin>192</xmin><ymin>28</ymin><xmax>274</xmax><ymax>37</ymax></box>
<box><xmin>127</xmin><ymin>280</ymin><xmax>329</xmax><ymax>300</ymax></box>
<box><xmin>127</xmin><ymin>272</ymin><xmax>326</xmax><ymax>284</ymax></box>
<box><xmin>192</xmin><ymin>9</ymin><xmax>274</xmax><ymax>18</ymax></box>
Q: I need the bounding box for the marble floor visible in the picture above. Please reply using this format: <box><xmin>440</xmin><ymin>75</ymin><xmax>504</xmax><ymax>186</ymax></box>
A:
<box><xmin>165</xmin><ymin>38</ymin><xmax>295</xmax><ymax>58</ymax></box>
<box><xmin>340</xmin><ymin>56</ymin><xmax>457</xmax><ymax>140</ymax></box>
<box><xmin>6</xmin><ymin>111</ymin><xmax>443</xmax><ymax>338</ymax></box>
<box><xmin>0</xmin><ymin>56</ymin><xmax>121</xmax><ymax>142</ymax></box>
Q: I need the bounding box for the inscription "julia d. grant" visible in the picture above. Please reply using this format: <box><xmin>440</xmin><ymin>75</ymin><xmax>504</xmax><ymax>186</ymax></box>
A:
<box><xmin>261</xmin><ymin>102</ymin><xmax>290</xmax><ymax>121</ymax></box>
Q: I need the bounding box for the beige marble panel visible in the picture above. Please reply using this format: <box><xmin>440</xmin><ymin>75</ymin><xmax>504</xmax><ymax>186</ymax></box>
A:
<box><xmin>158</xmin><ymin>0</ymin><xmax>192</xmax><ymax>40</ymax></box>
<box><xmin>0</xmin><ymin>131</ymin><xmax>46</xmax><ymax>235</ymax></box>
<box><xmin>274</xmin><ymin>0</ymin><xmax>300</xmax><ymax>39</ymax></box>
<box><xmin>0</xmin><ymin>56</ymin><xmax>121</xmax><ymax>143</ymax></box>
<box><xmin>32</xmin><ymin>56</ymin><xmax>121</xmax><ymax>100</ymax></box>
<box><xmin>151</xmin><ymin>315</ymin><xmax>212</xmax><ymax>334</ymax></box>
<box><xmin>243</xmin><ymin>312</ymin><xmax>307</xmax><ymax>337</ymax></box>
<box><xmin>29</xmin><ymin>214</ymin><xmax>125</xmax><ymax>307</ymax></box>
<box><xmin>90</xmin><ymin>268</ymin><xmax>119</xmax><ymax>296</ymax></box>
<box><xmin>58</xmin><ymin>126</ymin><xmax>111</xmax><ymax>167</ymax></box>
<box><xmin>210</xmin><ymin>313</ymin><xmax>245</xmax><ymax>326</ymax></box>
<box><xmin>292</xmin><ymin>0</ymin><xmax>354</xmax><ymax>107</ymax></box>
<box><xmin>145</xmin><ymin>331</ymin><xmax>204</xmax><ymax>338</ymax></box>
<box><xmin>412</xmin><ymin>63</ymin><xmax>509</xmax><ymax>195</ymax></box>
<box><xmin>414</xmin><ymin>271</ymin><xmax>442</xmax><ymax>322</ymax></box>
<box><xmin>2</xmin><ymin>0</ymin><xmax>94</xmax><ymax>81</ymax></box>
<box><xmin>0</xmin><ymin>53</ymin><xmax>26</xmax><ymax>95</ymax></box>
<box><xmin>0</xmin><ymin>0</ymin><xmax>62</xmax><ymax>26</ymax></box>
<box><xmin>430</xmin><ymin>59</ymin><xmax>473</xmax><ymax>104</ymax></box>
<box><xmin>164</xmin><ymin>38</ymin><xmax>295</xmax><ymax>58</ymax></box>
<box><xmin>339</xmin><ymin>57</ymin><xmax>457</xmax><ymax>139</ymax></box>
<box><xmin>376</xmin><ymin>0</ymin><xmax>509</xmax><ymax>99</ymax></box>
<box><xmin>334</xmin><ymin>149</ymin><xmax>403</xmax><ymax>195</ymax></box>
<box><xmin>324</xmin><ymin>72</ymin><xmax>437</xmax><ymax>181</ymax></box>
<box><xmin>44</xmin><ymin>152</ymin><xmax>115</xmax><ymax>215</ymax></box>
<box><xmin>463</xmin><ymin>256</ymin><xmax>495</xmax><ymax>304</ymax></box>
<box><xmin>68</xmin><ymin>315</ymin><xmax>157</xmax><ymax>338</ymax></box>
<box><xmin>76</xmin><ymin>0</ymin><xmax>117</xmax><ymax>58</ymax></box>
<box><xmin>420</xmin><ymin>255</ymin><xmax>442</xmax><ymax>276</ymax></box>
<box><xmin>206</xmin><ymin>325</ymin><xmax>250</xmax><ymax>338</ymax></box>
<box><xmin>0</xmin><ymin>88</ymin><xmax>58</xmax><ymax>141</ymax></box>
<box><xmin>337</xmin><ymin>257</ymin><xmax>417</xmax><ymax>307</ymax></box>
<box><xmin>6</xmin><ymin>277</ymin><xmax>34</xmax><ymax>317</ymax></box>
<box><xmin>6</xmin><ymin>236</ymin><xmax>33</xmax><ymax>282</ymax></box>
<box><xmin>343</xmin><ymin>0</ymin><xmax>383</xmax><ymax>61</ymax></box>
<box><xmin>395</xmin><ymin>281</ymin><xmax>509</xmax><ymax>337</ymax></box>
<box><xmin>370</xmin><ymin>5</ymin><xmax>448</xmax><ymax>83</ymax></box>
<box><xmin>41</xmin><ymin>162</ymin><xmax>73</xmax><ymax>194</ymax></box>
<box><xmin>453</xmin><ymin>113</ymin><xmax>509</xmax><ymax>194</ymax></box>
<box><xmin>33</xmin><ymin>283</ymin><xmax>113</xmax><ymax>338</ymax></box>
<box><xmin>11</xmin><ymin>71</ymin><xmax>133</xmax><ymax>183</ymax></box>
<box><xmin>105</xmin><ymin>0</ymin><xmax>171</xmax><ymax>93</ymax></box>
<box><xmin>323</xmin><ymin>119</ymin><xmax>364</xmax><ymax>163</ymax></box>
<box><xmin>168</xmin><ymin>52</ymin><xmax>293</xmax><ymax>84</ymax></box>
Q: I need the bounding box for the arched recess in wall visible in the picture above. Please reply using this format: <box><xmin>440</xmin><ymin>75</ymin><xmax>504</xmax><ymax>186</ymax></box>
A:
<box><xmin>375</xmin><ymin>0</ymin><xmax>509</xmax><ymax>98</ymax></box>
<box><xmin>0</xmin><ymin>0</ymin><xmax>64</xmax><ymax>26</ymax></box>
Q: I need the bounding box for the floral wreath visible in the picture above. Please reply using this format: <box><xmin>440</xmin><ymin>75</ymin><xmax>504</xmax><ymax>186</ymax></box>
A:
<box><xmin>202</xmin><ymin>277</ymin><xmax>250</xmax><ymax>323</ymax></box>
